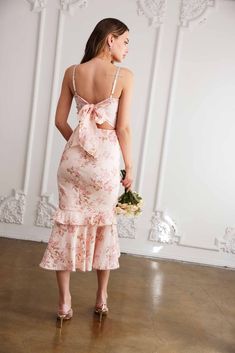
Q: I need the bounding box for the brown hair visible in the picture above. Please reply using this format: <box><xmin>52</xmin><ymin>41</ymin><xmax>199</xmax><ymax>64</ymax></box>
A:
<box><xmin>80</xmin><ymin>18</ymin><xmax>129</xmax><ymax>64</ymax></box>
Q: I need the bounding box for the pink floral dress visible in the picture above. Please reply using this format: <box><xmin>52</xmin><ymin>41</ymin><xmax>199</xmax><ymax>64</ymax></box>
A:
<box><xmin>39</xmin><ymin>65</ymin><xmax>122</xmax><ymax>272</ymax></box>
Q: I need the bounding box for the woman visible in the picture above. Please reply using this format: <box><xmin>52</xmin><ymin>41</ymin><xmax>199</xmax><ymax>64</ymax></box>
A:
<box><xmin>39</xmin><ymin>18</ymin><xmax>134</xmax><ymax>325</ymax></box>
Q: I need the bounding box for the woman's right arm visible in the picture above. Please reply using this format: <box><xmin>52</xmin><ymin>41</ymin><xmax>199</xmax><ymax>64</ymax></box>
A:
<box><xmin>54</xmin><ymin>66</ymin><xmax>74</xmax><ymax>141</ymax></box>
<box><xmin>116</xmin><ymin>68</ymin><xmax>134</xmax><ymax>192</ymax></box>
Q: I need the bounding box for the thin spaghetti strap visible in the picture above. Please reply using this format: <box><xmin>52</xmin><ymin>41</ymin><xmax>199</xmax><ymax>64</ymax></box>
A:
<box><xmin>110</xmin><ymin>66</ymin><xmax>121</xmax><ymax>98</ymax></box>
<box><xmin>72</xmin><ymin>64</ymin><xmax>77</xmax><ymax>95</ymax></box>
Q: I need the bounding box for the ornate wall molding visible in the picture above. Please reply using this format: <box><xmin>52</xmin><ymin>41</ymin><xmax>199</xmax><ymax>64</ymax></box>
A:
<box><xmin>179</xmin><ymin>0</ymin><xmax>215</xmax><ymax>27</ymax></box>
<box><xmin>136</xmin><ymin>0</ymin><xmax>167</xmax><ymax>27</ymax></box>
<box><xmin>148</xmin><ymin>209</ymin><xmax>222</xmax><ymax>251</ymax></box>
<box><xmin>215</xmin><ymin>227</ymin><xmax>235</xmax><ymax>254</ymax></box>
<box><xmin>117</xmin><ymin>215</ymin><xmax>137</xmax><ymax>239</ymax></box>
<box><xmin>148</xmin><ymin>210</ymin><xmax>180</xmax><ymax>243</ymax></box>
<box><xmin>35</xmin><ymin>194</ymin><xmax>56</xmax><ymax>228</ymax></box>
<box><xmin>0</xmin><ymin>189</ymin><xmax>26</xmax><ymax>224</ymax></box>
<box><xmin>26</xmin><ymin>0</ymin><xmax>47</xmax><ymax>12</ymax></box>
<box><xmin>60</xmin><ymin>0</ymin><xmax>88</xmax><ymax>14</ymax></box>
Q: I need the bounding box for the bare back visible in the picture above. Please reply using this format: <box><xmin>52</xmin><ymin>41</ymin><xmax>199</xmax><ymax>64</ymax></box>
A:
<box><xmin>71</xmin><ymin>60</ymin><xmax>123</xmax><ymax>129</ymax></box>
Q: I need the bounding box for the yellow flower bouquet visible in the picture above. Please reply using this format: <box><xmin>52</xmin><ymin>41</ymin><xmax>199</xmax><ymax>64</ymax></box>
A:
<box><xmin>115</xmin><ymin>169</ymin><xmax>143</xmax><ymax>217</ymax></box>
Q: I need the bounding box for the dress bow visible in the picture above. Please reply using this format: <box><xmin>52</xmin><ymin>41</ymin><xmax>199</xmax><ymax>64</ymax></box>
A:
<box><xmin>69</xmin><ymin>103</ymin><xmax>106</xmax><ymax>158</ymax></box>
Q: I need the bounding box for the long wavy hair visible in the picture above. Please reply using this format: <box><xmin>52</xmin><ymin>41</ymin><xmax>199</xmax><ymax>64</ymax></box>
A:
<box><xmin>80</xmin><ymin>18</ymin><xmax>129</xmax><ymax>64</ymax></box>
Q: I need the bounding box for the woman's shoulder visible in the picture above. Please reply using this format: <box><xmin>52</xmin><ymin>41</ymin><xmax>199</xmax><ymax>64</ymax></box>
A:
<box><xmin>117</xmin><ymin>66</ymin><xmax>134</xmax><ymax>84</ymax></box>
<box><xmin>118</xmin><ymin>66</ymin><xmax>134</xmax><ymax>86</ymax></box>
<box><xmin>118</xmin><ymin>66</ymin><xmax>133</xmax><ymax>76</ymax></box>
<box><xmin>63</xmin><ymin>64</ymin><xmax>77</xmax><ymax>80</ymax></box>
<box><xmin>66</xmin><ymin>63</ymin><xmax>82</xmax><ymax>72</ymax></box>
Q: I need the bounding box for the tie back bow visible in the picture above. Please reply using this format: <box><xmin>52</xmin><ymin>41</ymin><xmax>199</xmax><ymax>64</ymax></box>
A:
<box><xmin>70</xmin><ymin>103</ymin><xmax>107</xmax><ymax>158</ymax></box>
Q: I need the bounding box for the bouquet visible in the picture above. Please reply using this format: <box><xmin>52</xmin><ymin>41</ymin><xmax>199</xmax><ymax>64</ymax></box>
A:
<box><xmin>115</xmin><ymin>169</ymin><xmax>143</xmax><ymax>217</ymax></box>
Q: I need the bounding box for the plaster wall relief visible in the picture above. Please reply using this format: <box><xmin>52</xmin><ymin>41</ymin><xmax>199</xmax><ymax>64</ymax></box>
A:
<box><xmin>0</xmin><ymin>0</ymin><xmax>48</xmax><ymax>225</ymax></box>
<box><xmin>148</xmin><ymin>0</ymin><xmax>218</xmax><ymax>250</ymax></box>
<box><xmin>215</xmin><ymin>227</ymin><xmax>235</xmax><ymax>254</ymax></box>
<box><xmin>35</xmin><ymin>195</ymin><xmax>56</xmax><ymax>228</ymax></box>
<box><xmin>0</xmin><ymin>190</ymin><xmax>26</xmax><ymax>225</ymax></box>
<box><xmin>26</xmin><ymin>0</ymin><xmax>47</xmax><ymax>12</ymax></box>
<box><xmin>148</xmin><ymin>210</ymin><xmax>180</xmax><ymax>244</ymax></box>
<box><xmin>117</xmin><ymin>215</ymin><xmax>137</xmax><ymax>239</ymax></box>
<box><xmin>136</xmin><ymin>0</ymin><xmax>167</xmax><ymax>27</ymax></box>
<box><xmin>60</xmin><ymin>0</ymin><xmax>88</xmax><ymax>14</ymax></box>
<box><xmin>179</xmin><ymin>0</ymin><xmax>215</xmax><ymax>28</ymax></box>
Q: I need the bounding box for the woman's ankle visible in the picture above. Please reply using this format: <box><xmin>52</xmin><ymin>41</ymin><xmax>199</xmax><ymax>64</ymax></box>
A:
<box><xmin>59</xmin><ymin>294</ymin><xmax>71</xmax><ymax>306</ymax></box>
<box><xmin>96</xmin><ymin>290</ymin><xmax>108</xmax><ymax>301</ymax></box>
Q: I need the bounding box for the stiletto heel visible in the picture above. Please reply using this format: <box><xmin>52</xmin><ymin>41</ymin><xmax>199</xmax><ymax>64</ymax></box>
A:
<box><xmin>57</xmin><ymin>314</ymin><xmax>64</xmax><ymax>328</ymax></box>
<box><xmin>56</xmin><ymin>307</ymin><xmax>73</xmax><ymax>328</ymax></box>
<box><xmin>94</xmin><ymin>303</ymin><xmax>108</xmax><ymax>322</ymax></box>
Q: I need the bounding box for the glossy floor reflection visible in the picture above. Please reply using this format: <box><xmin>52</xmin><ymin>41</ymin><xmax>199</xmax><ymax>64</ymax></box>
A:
<box><xmin>0</xmin><ymin>237</ymin><xmax>235</xmax><ymax>353</ymax></box>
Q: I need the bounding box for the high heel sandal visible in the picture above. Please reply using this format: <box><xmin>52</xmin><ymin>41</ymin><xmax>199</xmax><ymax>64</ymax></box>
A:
<box><xmin>56</xmin><ymin>305</ymin><xmax>73</xmax><ymax>328</ymax></box>
<box><xmin>94</xmin><ymin>302</ymin><xmax>109</xmax><ymax>322</ymax></box>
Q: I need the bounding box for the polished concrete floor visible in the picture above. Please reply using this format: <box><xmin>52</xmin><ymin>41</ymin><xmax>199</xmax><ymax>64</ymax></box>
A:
<box><xmin>0</xmin><ymin>237</ymin><xmax>235</xmax><ymax>353</ymax></box>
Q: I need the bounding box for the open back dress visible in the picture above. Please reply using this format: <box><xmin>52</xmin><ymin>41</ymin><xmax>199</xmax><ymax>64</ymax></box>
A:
<box><xmin>39</xmin><ymin>64</ymin><xmax>122</xmax><ymax>272</ymax></box>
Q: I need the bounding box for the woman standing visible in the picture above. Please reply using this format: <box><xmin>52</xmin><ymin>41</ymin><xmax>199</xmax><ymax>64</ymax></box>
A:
<box><xmin>39</xmin><ymin>18</ymin><xmax>134</xmax><ymax>325</ymax></box>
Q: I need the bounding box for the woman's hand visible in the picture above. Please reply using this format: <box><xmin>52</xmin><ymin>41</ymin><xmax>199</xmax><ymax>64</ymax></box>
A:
<box><xmin>121</xmin><ymin>167</ymin><xmax>133</xmax><ymax>192</ymax></box>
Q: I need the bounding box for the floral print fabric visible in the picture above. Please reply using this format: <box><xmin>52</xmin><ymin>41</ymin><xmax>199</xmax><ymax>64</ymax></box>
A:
<box><xmin>39</xmin><ymin>127</ymin><xmax>121</xmax><ymax>272</ymax></box>
<box><xmin>39</xmin><ymin>223</ymin><xmax>120</xmax><ymax>271</ymax></box>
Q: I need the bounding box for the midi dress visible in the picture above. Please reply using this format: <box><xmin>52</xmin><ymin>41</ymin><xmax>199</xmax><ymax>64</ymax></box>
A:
<box><xmin>39</xmin><ymin>64</ymin><xmax>122</xmax><ymax>272</ymax></box>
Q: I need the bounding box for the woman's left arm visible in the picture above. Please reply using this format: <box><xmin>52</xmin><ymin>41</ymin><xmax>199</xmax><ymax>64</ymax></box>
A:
<box><xmin>54</xmin><ymin>67</ymin><xmax>74</xmax><ymax>141</ymax></box>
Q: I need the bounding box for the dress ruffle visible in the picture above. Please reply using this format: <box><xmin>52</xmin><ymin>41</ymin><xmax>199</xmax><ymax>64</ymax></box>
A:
<box><xmin>51</xmin><ymin>207</ymin><xmax>117</xmax><ymax>226</ymax></box>
<box><xmin>39</xmin><ymin>222</ymin><xmax>120</xmax><ymax>272</ymax></box>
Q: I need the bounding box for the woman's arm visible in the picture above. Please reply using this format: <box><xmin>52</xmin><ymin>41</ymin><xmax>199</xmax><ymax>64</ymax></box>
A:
<box><xmin>54</xmin><ymin>67</ymin><xmax>74</xmax><ymax>141</ymax></box>
<box><xmin>115</xmin><ymin>68</ymin><xmax>134</xmax><ymax>191</ymax></box>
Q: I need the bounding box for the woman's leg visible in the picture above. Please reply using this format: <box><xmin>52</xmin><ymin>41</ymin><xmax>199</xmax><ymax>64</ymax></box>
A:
<box><xmin>96</xmin><ymin>269</ymin><xmax>110</xmax><ymax>305</ymax></box>
<box><xmin>56</xmin><ymin>270</ymin><xmax>72</xmax><ymax>308</ymax></box>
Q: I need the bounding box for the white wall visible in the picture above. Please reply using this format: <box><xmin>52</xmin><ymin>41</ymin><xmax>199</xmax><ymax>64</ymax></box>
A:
<box><xmin>0</xmin><ymin>0</ymin><xmax>234</xmax><ymax>269</ymax></box>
